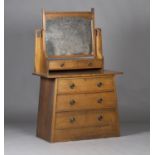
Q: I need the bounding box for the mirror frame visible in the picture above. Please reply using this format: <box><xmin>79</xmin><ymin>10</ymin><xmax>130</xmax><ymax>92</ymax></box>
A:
<box><xmin>42</xmin><ymin>9</ymin><xmax>96</xmax><ymax>59</ymax></box>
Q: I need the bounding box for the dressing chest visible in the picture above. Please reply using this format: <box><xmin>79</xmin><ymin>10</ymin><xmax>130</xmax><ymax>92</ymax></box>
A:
<box><xmin>34</xmin><ymin>9</ymin><xmax>122</xmax><ymax>142</ymax></box>
<box><xmin>35</xmin><ymin>70</ymin><xmax>122</xmax><ymax>142</ymax></box>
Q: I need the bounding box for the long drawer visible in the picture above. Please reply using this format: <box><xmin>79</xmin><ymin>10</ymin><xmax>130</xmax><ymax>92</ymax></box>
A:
<box><xmin>57</xmin><ymin>77</ymin><xmax>114</xmax><ymax>94</ymax></box>
<box><xmin>54</xmin><ymin>126</ymin><xmax>119</xmax><ymax>142</ymax></box>
<box><xmin>56</xmin><ymin>92</ymin><xmax>117</xmax><ymax>112</ymax></box>
<box><xmin>55</xmin><ymin>110</ymin><xmax>118</xmax><ymax>130</ymax></box>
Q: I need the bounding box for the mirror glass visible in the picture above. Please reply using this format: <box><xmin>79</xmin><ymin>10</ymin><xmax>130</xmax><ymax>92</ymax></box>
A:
<box><xmin>45</xmin><ymin>17</ymin><xmax>93</xmax><ymax>57</ymax></box>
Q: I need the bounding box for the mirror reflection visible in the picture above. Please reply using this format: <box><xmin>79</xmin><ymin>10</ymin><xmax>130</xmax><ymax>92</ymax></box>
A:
<box><xmin>45</xmin><ymin>17</ymin><xmax>93</xmax><ymax>56</ymax></box>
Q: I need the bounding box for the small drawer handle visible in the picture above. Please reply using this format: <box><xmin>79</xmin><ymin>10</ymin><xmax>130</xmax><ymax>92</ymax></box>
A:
<box><xmin>60</xmin><ymin>63</ymin><xmax>65</xmax><ymax>67</ymax></box>
<box><xmin>69</xmin><ymin>117</ymin><xmax>76</xmax><ymax>123</ymax></box>
<box><xmin>97</xmin><ymin>98</ymin><xmax>103</xmax><ymax>104</ymax></box>
<box><xmin>70</xmin><ymin>83</ymin><xmax>75</xmax><ymax>89</ymax></box>
<box><xmin>98</xmin><ymin>115</ymin><xmax>103</xmax><ymax>121</ymax></box>
<box><xmin>97</xmin><ymin>82</ymin><xmax>103</xmax><ymax>87</ymax></box>
<box><xmin>69</xmin><ymin>99</ymin><xmax>76</xmax><ymax>105</ymax></box>
<box><xmin>88</xmin><ymin>62</ymin><xmax>93</xmax><ymax>67</ymax></box>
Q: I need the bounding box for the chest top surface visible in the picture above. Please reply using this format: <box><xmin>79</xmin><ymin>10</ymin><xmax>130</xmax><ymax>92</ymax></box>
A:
<box><xmin>33</xmin><ymin>69</ymin><xmax>123</xmax><ymax>79</ymax></box>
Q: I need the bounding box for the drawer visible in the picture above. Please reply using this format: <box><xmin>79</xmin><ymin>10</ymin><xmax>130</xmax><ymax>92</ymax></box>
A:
<box><xmin>54</xmin><ymin>126</ymin><xmax>119</xmax><ymax>142</ymax></box>
<box><xmin>57</xmin><ymin>77</ymin><xmax>114</xmax><ymax>94</ymax></box>
<box><xmin>55</xmin><ymin>110</ymin><xmax>118</xmax><ymax>130</ymax></box>
<box><xmin>48</xmin><ymin>59</ymin><xmax>102</xmax><ymax>70</ymax></box>
<box><xmin>56</xmin><ymin>92</ymin><xmax>116</xmax><ymax>112</ymax></box>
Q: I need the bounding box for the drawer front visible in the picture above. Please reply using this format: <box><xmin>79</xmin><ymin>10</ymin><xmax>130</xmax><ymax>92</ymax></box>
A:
<box><xmin>55</xmin><ymin>111</ymin><xmax>118</xmax><ymax>130</ymax></box>
<box><xmin>57</xmin><ymin>77</ymin><xmax>114</xmax><ymax>94</ymax></box>
<box><xmin>48</xmin><ymin>59</ymin><xmax>102</xmax><ymax>70</ymax></box>
<box><xmin>54</xmin><ymin>126</ymin><xmax>119</xmax><ymax>142</ymax></box>
<box><xmin>56</xmin><ymin>92</ymin><xmax>116</xmax><ymax>112</ymax></box>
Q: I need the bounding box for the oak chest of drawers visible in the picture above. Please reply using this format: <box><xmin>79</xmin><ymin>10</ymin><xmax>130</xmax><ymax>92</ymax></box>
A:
<box><xmin>36</xmin><ymin>70</ymin><xmax>122</xmax><ymax>142</ymax></box>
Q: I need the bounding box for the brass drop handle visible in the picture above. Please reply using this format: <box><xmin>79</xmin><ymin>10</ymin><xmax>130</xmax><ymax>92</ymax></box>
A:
<box><xmin>97</xmin><ymin>82</ymin><xmax>103</xmax><ymax>87</ymax></box>
<box><xmin>69</xmin><ymin>117</ymin><xmax>76</xmax><ymax>123</ymax></box>
<box><xmin>69</xmin><ymin>99</ymin><xmax>76</xmax><ymax>105</ymax></box>
<box><xmin>97</xmin><ymin>98</ymin><xmax>103</xmax><ymax>104</ymax></box>
<box><xmin>60</xmin><ymin>63</ymin><xmax>65</xmax><ymax>67</ymax></box>
<box><xmin>70</xmin><ymin>83</ymin><xmax>75</xmax><ymax>89</ymax></box>
<box><xmin>98</xmin><ymin>115</ymin><xmax>103</xmax><ymax>121</ymax></box>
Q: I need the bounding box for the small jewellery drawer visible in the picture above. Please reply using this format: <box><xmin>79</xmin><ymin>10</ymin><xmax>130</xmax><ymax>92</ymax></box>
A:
<box><xmin>48</xmin><ymin>59</ymin><xmax>102</xmax><ymax>70</ymax></box>
<box><xmin>56</xmin><ymin>92</ymin><xmax>116</xmax><ymax>112</ymax></box>
<box><xmin>55</xmin><ymin>111</ymin><xmax>117</xmax><ymax>130</ymax></box>
<box><xmin>57</xmin><ymin>77</ymin><xmax>114</xmax><ymax>94</ymax></box>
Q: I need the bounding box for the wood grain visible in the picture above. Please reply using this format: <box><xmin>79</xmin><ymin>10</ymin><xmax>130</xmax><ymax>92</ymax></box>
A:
<box><xmin>96</xmin><ymin>28</ymin><xmax>103</xmax><ymax>60</ymax></box>
<box><xmin>34</xmin><ymin>29</ymin><xmax>47</xmax><ymax>74</ymax></box>
<box><xmin>36</xmin><ymin>77</ymin><xmax>54</xmax><ymax>141</ymax></box>
<box><xmin>56</xmin><ymin>92</ymin><xmax>117</xmax><ymax>112</ymax></box>
<box><xmin>57</xmin><ymin>76</ymin><xmax>114</xmax><ymax>94</ymax></box>
<box><xmin>48</xmin><ymin>59</ymin><xmax>102</xmax><ymax>70</ymax></box>
<box><xmin>54</xmin><ymin>126</ymin><xmax>119</xmax><ymax>142</ymax></box>
<box><xmin>55</xmin><ymin>110</ymin><xmax>118</xmax><ymax>130</ymax></box>
<box><xmin>33</xmin><ymin>70</ymin><xmax>123</xmax><ymax>78</ymax></box>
